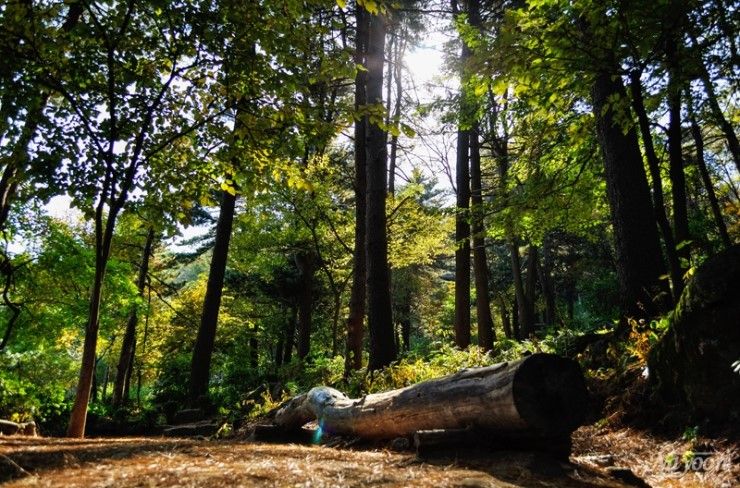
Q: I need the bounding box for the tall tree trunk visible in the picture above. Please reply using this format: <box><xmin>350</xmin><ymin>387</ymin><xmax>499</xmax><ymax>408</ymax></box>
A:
<box><xmin>123</xmin><ymin>347</ymin><xmax>134</xmax><ymax>404</ymax></box>
<box><xmin>510</xmin><ymin>240</ymin><xmax>533</xmax><ymax>339</ymax></box>
<box><xmin>66</xmin><ymin>0</ymin><xmax>181</xmax><ymax>435</ymax></box>
<box><xmin>295</xmin><ymin>250</ymin><xmax>315</xmax><ymax>360</ymax></box>
<box><xmin>67</xmin><ymin>205</ymin><xmax>120</xmax><ymax>437</ymax></box>
<box><xmin>388</xmin><ymin>28</ymin><xmax>404</xmax><ymax>196</ymax></box>
<box><xmin>491</xmin><ymin>88</ymin><xmax>523</xmax><ymax>341</ymax></box>
<box><xmin>0</xmin><ymin>260</ymin><xmax>21</xmax><ymax>351</ymax></box>
<box><xmin>540</xmin><ymin>235</ymin><xmax>556</xmax><ymax>327</ymax></box>
<box><xmin>629</xmin><ymin>72</ymin><xmax>682</xmax><ymax>301</ymax></box>
<box><xmin>525</xmin><ymin>244</ymin><xmax>539</xmax><ymax>337</ymax></box>
<box><xmin>667</xmin><ymin>88</ymin><xmax>690</xmax><ymax>270</ymax></box>
<box><xmin>111</xmin><ymin>227</ymin><xmax>155</xmax><ymax>409</ymax></box>
<box><xmin>591</xmin><ymin>68</ymin><xmax>669</xmax><ymax>322</ymax></box>
<box><xmin>345</xmin><ymin>5</ymin><xmax>368</xmax><ymax>373</ymax></box>
<box><xmin>136</xmin><ymin>286</ymin><xmax>151</xmax><ymax>408</ymax></box>
<box><xmin>682</xmin><ymin>20</ymin><xmax>740</xmax><ymax>173</ymax></box>
<box><xmin>666</xmin><ymin>42</ymin><xmax>691</xmax><ymax>278</ymax></box>
<box><xmin>189</xmin><ymin>189</ymin><xmax>237</xmax><ymax>403</ymax></box>
<box><xmin>455</xmin><ymin>127</ymin><xmax>471</xmax><ymax>348</ymax></box>
<box><xmin>511</xmin><ymin>296</ymin><xmax>520</xmax><ymax>340</ymax></box>
<box><xmin>470</xmin><ymin>125</ymin><xmax>494</xmax><ymax>350</ymax></box>
<box><xmin>688</xmin><ymin>101</ymin><xmax>732</xmax><ymax>249</ymax></box>
<box><xmin>101</xmin><ymin>365</ymin><xmax>109</xmax><ymax>402</ymax></box>
<box><xmin>453</xmin><ymin>0</ymin><xmax>472</xmax><ymax>349</ymax></box>
<box><xmin>499</xmin><ymin>295</ymin><xmax>512</xmax><ymax>339</ymax></box>
<box><xmin>365</xmin><ymin>8</ymin><xmax>396</xmax><ymax>370</ymax></box>
<box><xmin>284</xmin><ymin>305</ymin><xmax>297</xmax><ymax>364</ymax></box>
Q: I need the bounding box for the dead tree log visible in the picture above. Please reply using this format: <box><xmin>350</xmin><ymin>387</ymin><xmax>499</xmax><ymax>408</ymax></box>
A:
<box><xmin>269</xmin><ymin>354</ymin><xmax>588</xmax><ymax>441</ymax></box>
<box><xmin>0</xmin><ymin>420</ymin><xmax>37</xmax><ymax>436</ymax></box>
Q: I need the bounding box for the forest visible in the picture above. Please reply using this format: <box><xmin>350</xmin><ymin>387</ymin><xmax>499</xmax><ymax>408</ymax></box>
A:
<box><xmin>0</xmin><ymin>0</ymin><xmax>738</xmax><ymax>486</ymax></box>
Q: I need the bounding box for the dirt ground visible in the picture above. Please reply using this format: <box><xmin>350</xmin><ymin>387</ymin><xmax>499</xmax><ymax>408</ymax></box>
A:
<box><xmin>0</xmin><ymin>426</ymin><xmax>737</xmax><ymax>487</ymax></box>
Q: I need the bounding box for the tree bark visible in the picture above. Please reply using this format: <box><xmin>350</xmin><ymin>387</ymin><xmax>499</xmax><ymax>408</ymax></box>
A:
<box><xmin>470</xmin><ymin>125</ymin><xmax>494</xmax><ymax>350</ymax></box>
<box><xmin>122</xmin><ymin>347</ymin><xmax>134</xmax><ymax>404</ymax></box>
<box><xmin>688</xmin><ymin>102</ymin><xmax>732</xmax><ymax>249</ymax></box>
<box><xmin>511</xmin><ymin>296</ymin><xmax>520</xmax><ymax>340</ymax></box>
<box><xmin>101</xmin><ymin>364</ymin><xmax>109</xmax><ymax>402</ymax></box>
<box><xmin>189</xmin><ymin>189</ymin><xmax>237</xmax><ymax>403</ymax></box>
<box><xmin>345</xmin><ymin>5</ymin><xmax>368</xmax><ymax>373</ymax></box>
<box><xmin>509</xmin><ymin>240</ymin><xmax>531</xmax><ymax>339</ymax></box>
<box><xmin>453</xmin><ymin>0</ymin><xmax>472</xmax><ymax>349</ymax></box>
<box><xmin>271</xmin><ymin>353</ymin><xmax>588</xmax><ymax>440</ymax></box>
<box><xmin>629</xmin><ymin>72</ymin><xmax>682</xmax><ymax>301</ymax></box>
<box><xmin>686</xmin><ymin>26</ymin><xmax>740</xmax><ymax>173</ymax></box>
<box><xmin>67</xmin><ymin>203</ymin><xmax>119</xmax><ymax>437</ymax></box>
<box><xmin>136</xmin><ymin>286</ymin><xmax>151</xmax><ymax>407</ymax></box>
<box><xmin>498</xmin><ymin>295</ymin><xmax>512</xmax><ymax>339</ymax></box>
<box><xmin>455</xmin><ymin>127</ymin><xmax>471</xmax><ymax>348</ymax></box>
<box><xmin>284</xmin><ymin>305</ymin><xmax>297</xmax><ymax>364</ymax></box>
<box><xmin>523</xmin><ymin>245</ymin><xmax>538</xmax><ymax>335</ymax></box>
<box><xmin>666</xmin><ymin>44</ymin><xmax>691</xmax><ymax>278</ymax></box>
<box><xmin>0</xmin><ymin>260</ymin><xmax>21</xmax><ymax>351</ymax></box>
<box><xmin>540</xmin><ymin>235</ymin><xmax>556</xmax><ymax>327</ymax></box>
<box><xmin>112</xmin><ymin>227</ymin><xmax>155</xmax><ymax>409</ymax></box>
<box><xmin>387</xmin><ymin>29</ymin><xmax>404</xmax><ymax>196</ymax></box>
<box><xmin>591</xmin><ymin>68</ymin><xmax>669</xmax><ymax>321</ymax></box>
<box><xmin>364</xmin><ymin>8</ymin><xmax>396</xmax><ymax>370</ymax></box>
<box><xmin>668</xmin><ymin>88</ymin><xmax>690</xmax><ymax>269</ymax></box>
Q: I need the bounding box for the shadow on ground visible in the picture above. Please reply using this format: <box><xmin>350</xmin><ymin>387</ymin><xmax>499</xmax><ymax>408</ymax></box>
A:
<box><xmin>1</xmin><ymin>436</ymin><xmax>638</xmax><ymax>487</ymax></box>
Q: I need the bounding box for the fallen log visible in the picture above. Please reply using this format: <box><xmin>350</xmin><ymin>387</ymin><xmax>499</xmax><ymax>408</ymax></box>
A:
<box><xmin>0</xmin><ymin>419</ymin><xmax>37</xmax><ymax>436</ymax></box>
<box><xmin>268</xmin><ymin>353</ymin><xmax>588</xmax><ymax>442</ymax></box>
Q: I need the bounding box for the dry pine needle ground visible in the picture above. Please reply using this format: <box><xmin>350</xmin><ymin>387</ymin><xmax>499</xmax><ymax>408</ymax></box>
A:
<box><xmin>1</xmin><ymin>426</ymin><xmax>737</xmax><ymax>487</ymax></box>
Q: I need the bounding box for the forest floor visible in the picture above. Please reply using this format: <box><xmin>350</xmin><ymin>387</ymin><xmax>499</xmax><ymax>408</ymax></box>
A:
<box><xmin>1</xmin><ymin>424</ymin><xmax>737</xmax><ymax>487</ymax></box>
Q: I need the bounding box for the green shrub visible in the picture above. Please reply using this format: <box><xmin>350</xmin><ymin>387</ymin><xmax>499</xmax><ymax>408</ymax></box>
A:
<box><xmin>150</xmin><ymin>352</ymin><xmax>192</xmax><ymax>421</ymax></box>
<box><xmin>0</xmin><ymin>350</ymin><xmax>74</xmax><ymax>432</ymax></box>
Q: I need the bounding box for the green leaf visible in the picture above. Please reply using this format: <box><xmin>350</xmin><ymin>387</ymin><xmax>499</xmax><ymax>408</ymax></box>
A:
<box><xmin>221</xmin><ymin>182</ymin><xmax>237</xmax><ymax>196</ymax></box>
<box><xmin>675</xmin><ymin>239</ymin><xmax>692</xmax><ymax>251</ymax></box>
<box><xmin>401</xmin><ymin>123</ymin><xmax>416</xmax><ymax>138</ymax></box>
<box><xmin>492</xmin><ymin>78</ymin><xmax>508</xmax><ymax>96</ymax></box>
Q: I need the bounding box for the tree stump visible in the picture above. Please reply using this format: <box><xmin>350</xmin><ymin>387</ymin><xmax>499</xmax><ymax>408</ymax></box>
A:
<box><xmin>649</xmin><ymin>245</ymin><xmax>740</xmax><ymax>422</ymax></box>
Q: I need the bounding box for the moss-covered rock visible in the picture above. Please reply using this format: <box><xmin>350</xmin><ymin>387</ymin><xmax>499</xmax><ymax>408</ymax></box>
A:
<box><xmin>648</xmin><ymin>245</ymin><xmax>740</xmax><ymax>422</ymax></box>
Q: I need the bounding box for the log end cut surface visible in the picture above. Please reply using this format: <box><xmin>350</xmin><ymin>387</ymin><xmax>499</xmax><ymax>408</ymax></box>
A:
<box><xmin>512</xmin><ymin>354</ymin><xmax>589</xmax><ymax>437</ymax></box>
